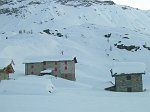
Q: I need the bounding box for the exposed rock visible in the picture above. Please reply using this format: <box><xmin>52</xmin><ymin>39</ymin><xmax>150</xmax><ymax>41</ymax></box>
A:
<box><xmin>114</xmin><ymin>43</ymin><xmax>140</xmax><ymax>52</ymax></box>
<box><xmin>55</xmin><ymin>0</ymin><xmax>115</xmax><ymax>7</ymax></box>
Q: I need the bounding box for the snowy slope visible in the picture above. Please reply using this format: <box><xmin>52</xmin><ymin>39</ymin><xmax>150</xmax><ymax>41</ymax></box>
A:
<box><xmin>0</xmin><ymin>0</ymin><xmax>150</xmax><ymax>112</ymax></box>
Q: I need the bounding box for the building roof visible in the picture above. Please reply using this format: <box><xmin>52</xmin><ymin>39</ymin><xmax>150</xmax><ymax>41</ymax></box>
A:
<box><xmin>112</xmin><ymin>62</ymin><xmax>146</xmax><ymax>76</ymax></box>
<box><xmin>0</xmin><ymin>58</ymin><xmax>12</xmax><ymax>69</ymax></box>
<box><xmin>23</xmin><ymin>56</ymin><xmax>74</xmax><ymax>64</ymax></box>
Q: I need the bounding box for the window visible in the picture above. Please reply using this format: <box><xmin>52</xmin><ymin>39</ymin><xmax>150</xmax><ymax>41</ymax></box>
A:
<box><xmin>65</xmin><ymin>74</ymin><xmax>68</xmax><ymax>78</ymax></box>
<box><xmin>65</xmin><ymin>66</ymin><xmax>67</xmax><ymax>70</ymax></box>
<box><xmin>126</xmin><ymin>75</ymin><xmax>131</xmax><ymax>80</ymax></box>
<box><xmin>64</xmin><ymin>61</ymin><xmax>67</xmax><ymax>65</ymax></box>
<box><xmin>55</xmin><ymin>67</ymin><xmax>57</xmax><ymax>71</ymax></box>
<box><xmin>31</xmin><ymin>65</ymin><xmax>34</xmax><ymax>68</ymax></box>
<box><xmin>55</xmin><ymin>62</ymin><xmax>57</xmax><ymax>65</ymax></box>
<box><xmin>127</xmin><ymin>87</ymin><xmax>132</xmax><ymax>92</ymax></box>
<box><xmin>43</xmin><ymin>62</ymin><xmax>46</xmax><ymax>65</ymax></box>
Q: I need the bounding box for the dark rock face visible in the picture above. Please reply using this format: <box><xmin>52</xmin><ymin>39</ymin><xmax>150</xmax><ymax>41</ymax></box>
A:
<box><xmin>0</xmin><ymin>8</ymin><xmax>19</xmax><ymax>15</ymax></box>
<box><xmin>0</xmin><ymin>0</ymin><xmax>115</xmax><ymax>16</ymax></box>
<box><xmin>55</xmin><ymin>0</ymin><xmax>115</xmax><ymax>7</ymax></box>
<box><xmin>143</xmin><ymin>44</ymin><xmax>150</xmax><ymax>50</ymax></box>
<box><xmin>0</xmin><ymin>0</ymin><xmax>40</xmax><ymax>16</ymax></box>
<box><xmin>0</xmin><ymin>0</ymin><xmax>26</xmax><ymax>6</ymax></box>
<box><xmin>43</xmin><ymin>29</ymin><xmax>64</xmax><ymax>37</ymax></box>
<box><xmin>0</xmin><ymin>0</ymin><xmax>12</xmax><ymax>6</ymax></box>
<box><xmin>114</xmin><ymin>43</ymin><xmax>140</xmax><ymax>52</ymax></box>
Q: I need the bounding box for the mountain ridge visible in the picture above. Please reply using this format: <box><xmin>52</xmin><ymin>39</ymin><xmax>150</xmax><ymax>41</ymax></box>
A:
<box><xmin>0</xmin><ymin>0</ymin><xmax>150</xmax><ymax>83</ymax></box>
<box><xmin>0</xmin><ymin>1</ymin><xmax>150</xmax><ymax>112</ymax></box>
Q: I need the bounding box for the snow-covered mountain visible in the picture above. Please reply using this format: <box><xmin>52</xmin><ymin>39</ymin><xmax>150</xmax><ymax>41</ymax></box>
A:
<box><xmin>0</xmin><ymin>0</ymin><xmax>150</xmax><ymax>112</ymax></box>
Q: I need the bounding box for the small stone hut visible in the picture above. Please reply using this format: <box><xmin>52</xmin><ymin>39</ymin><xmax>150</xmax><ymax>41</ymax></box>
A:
<box><xmin>0</xmin><ymin>59</ymin><xmax>15</xmax><ymax>80</ymax></box>
<box><xmin>107</xmin><ymin>62</ymin><xmax>145</xmax><ymax>92</ymax></box>
<box><xmin>23</xmin><ymin>57</ymin><xmax>77</xmax><ymax>81</ymax></box>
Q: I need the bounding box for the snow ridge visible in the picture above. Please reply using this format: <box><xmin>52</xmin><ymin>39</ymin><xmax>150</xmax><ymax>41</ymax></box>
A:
<box><xmin>0</xmin><ymin>1</ymin><xmax>150</xmax><ymax>112</ymax></box>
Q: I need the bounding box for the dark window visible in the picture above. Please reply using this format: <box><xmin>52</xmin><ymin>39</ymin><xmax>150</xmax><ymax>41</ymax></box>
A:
<box><xmin>64</xmin><ymin>61</ymin><xmax>67</xmax><ymax>65</ymax></box>
<box><xmin>55</xmin><ymin>62</ymin><xmax>57</xmax><ymax>65</ymax></box>
<box><xmin>55</xmin><ymin>67</ymin><xmax>57</xmax><ymax>71</ymax></box>
<box><xmin>65</xmin><ymin>74</ymin><xmax>68</xmax><ymax>78</ymax></box>
<box><xmin>43</xmin><ymin>62</ymin><xmax>46</xmax><ymax>65</ymax></box>
<box><xmin>31</xmin><ymin>65</ymin><xmax>34</xmax><ymax>68</ymax></box>
<box><xmin>65</xmin><ymin>66</ymin><xmax>67</xmax><ymax>70</ymax></box>
<box><xmin>127</xmin><ymin>75</ymin><xmax>131</xmax><ymax>80</ymax></box>
<box><xmin>127</xmin><ymin>87</ymin><xmax>132</xmax><ymax>92</ymax></box>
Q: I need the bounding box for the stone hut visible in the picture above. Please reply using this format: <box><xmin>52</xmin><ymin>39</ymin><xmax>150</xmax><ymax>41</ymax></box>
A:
<box><xmin>23</xmin><ymin>57</ymin><xmax>77</xmax><ymax>81</ymax></box>
<box><xmin>0</xmin><ymin>59</ymin><xmax>15</xmax><ymax>80</ymax></box>
<box><xmin>106</xmin><ymin>62</ymin><xmax>145</xmax><ymax>92</ymax></box>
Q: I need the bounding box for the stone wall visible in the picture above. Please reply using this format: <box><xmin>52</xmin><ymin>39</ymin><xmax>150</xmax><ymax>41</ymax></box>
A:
<box><xmin>115</xmin><ymin>74</ymin><xmax>143</xmax><ymax>92</ymax></box>
<box><xmin>25</xmin><ymin>60</ymin><xmax>76</xmax><ymax>81</ymax></box>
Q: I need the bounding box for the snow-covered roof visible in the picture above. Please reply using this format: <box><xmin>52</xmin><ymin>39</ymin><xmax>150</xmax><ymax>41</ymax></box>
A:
<box><xmin>0</xmin><ymin>58</ymin><xmax>12</xmax><ymax>69</ymax></box>
<box><xmin>112</xmin><ymin>62</ymin><xmax>146</xmax><ymax>76</ymax></box>
<box><xmin>23</xmin><ymin>56</ymin><xmax>74</xmax><ymax>64</ymax></box>
<box><xmin>40</xmin><ymin>69</ymin><xmax>53</xmax><ymax>74</ymax></box>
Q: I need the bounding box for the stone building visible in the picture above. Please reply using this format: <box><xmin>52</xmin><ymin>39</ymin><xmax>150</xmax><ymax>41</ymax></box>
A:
<box><xmin>106</xmin><ymin>62</ymin><xmax>145</xmax><ymax>92</ymax></box>
<box><xmin>24</xmin><ymin>57</ymin><xmax>77</xmax><ymax>81</ymax></box>
<box><xmin>0</xmin><ymin>59</ymin><xmax>15</xmax><ymax>80</ymax></box>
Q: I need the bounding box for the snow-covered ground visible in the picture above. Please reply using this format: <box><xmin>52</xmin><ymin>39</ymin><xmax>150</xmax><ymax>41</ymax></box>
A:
<box><xmin>0</xmin><ymin>0</ymin><xmax>150</xmax><ymax>112</ymax></box>
<box><xmin>0</xmin><ymin>75</ymin><xmax>150</xmax><ymax>112</ymax></box>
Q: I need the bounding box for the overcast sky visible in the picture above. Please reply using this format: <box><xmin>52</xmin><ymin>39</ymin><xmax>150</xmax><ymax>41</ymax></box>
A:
<box><xmin>112</xmin><ymin>0</ymin><xmax>150</xmax><ymax>10</ymax></box>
